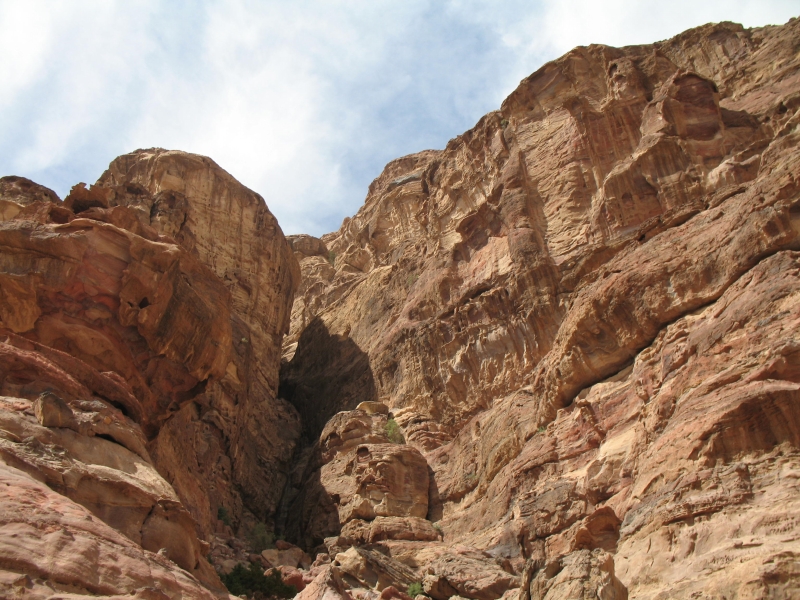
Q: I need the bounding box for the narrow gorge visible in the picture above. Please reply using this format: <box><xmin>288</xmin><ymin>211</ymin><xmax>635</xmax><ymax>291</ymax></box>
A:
<box><xmin>1</xmin><ymin>17</ymin><xmax>799</xmax><ymax>600</ymax></box>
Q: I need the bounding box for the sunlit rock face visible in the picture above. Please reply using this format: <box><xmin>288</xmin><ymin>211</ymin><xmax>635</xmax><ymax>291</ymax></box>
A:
<box><xmin>281</xmin><ymin>18</ymin><xmax>800</xmax><ymax>599</ymax></box>
<box><xmin>92</xmin><ymin>148</ymin><xmax>302</xmax><ymax>533</ymax></box>
<box><xmin>0</xmin><ymin>16</ymin><xmax>799</xmax><ymax>600</ymax></box>
<box><xmin>0</xmin><ymin>150</ymin><xmax>299</xmax><ymax>597</ymax></box>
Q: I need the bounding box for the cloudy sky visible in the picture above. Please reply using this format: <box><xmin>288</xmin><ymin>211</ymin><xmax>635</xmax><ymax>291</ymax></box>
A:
<box><xmin>1</xmin><ymin>1</ymin><xmax>797</xmax><ymax>235</ymax></box>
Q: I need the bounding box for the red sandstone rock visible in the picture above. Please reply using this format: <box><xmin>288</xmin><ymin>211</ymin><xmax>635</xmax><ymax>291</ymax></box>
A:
<box><xmin>0</xmin><ymin>151</ymin><xmax>299</xmax><ymax>596</ymax></box>
<box><xmin>0</xmin><ymin>460</ymin><xmax>225</xmax><ymax>598</ymax></box>
<box><xmin>281</xmin><ymin>17</ymin><xmax>800</xmax><ymax>600</ymax></box>
<box><xmin>295</xmin><ymin>565</ymin><xmax>354</xmax><ymax>600</ymax></box>
<box><xmin>279</xmin><ymin>564</ymin><xmax>310</xmax><ymax>592</ymax></box>
<box><xmin>379</xmin><ymin>585</ymin><xmax>414</xmax><ymax>600</ymax></box>
<box><xmin>525</xmin><ymin>550</ymin><xmax>627</xmax><ymax>600</ymax></box>
<box><xmin>93</xmin><ymin>148</ymin><xmax>301</xmax><ymax>534</ymax></box>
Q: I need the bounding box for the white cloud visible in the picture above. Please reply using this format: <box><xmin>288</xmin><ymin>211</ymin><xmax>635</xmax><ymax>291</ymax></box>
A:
<box><xmin>0</xmin><ymin>0</ymin><xmax>797</xmax><ymax>235</ymax></box>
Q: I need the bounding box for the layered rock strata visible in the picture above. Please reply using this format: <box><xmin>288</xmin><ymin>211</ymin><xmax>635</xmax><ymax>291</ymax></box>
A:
<box><xmin>0</xmin><ymin>152</ymin><xmax>299</xmax><ymax>596</ymax></box>
<box><xmin>88</xmin><ymin>149</ymin><xmax>302</xmax><ymax>534</ymax></box>
<box><xmin>281</xmin><ymin>18</ymin><xmax>800</xmax><ymax>599</ymax></box>
<box><xmin>1</xmin><ymin>15</ymin><xmax>799</xmax><ymax>600</ymax></box>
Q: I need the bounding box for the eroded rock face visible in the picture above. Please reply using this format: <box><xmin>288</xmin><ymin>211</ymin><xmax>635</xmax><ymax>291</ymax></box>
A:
<box><xmin>281</xmin><ymin>17</ymin><xmax>800</xmax><ymax>599</ymax></box>
<box><xmin>0</xmin><ymin>202</ymin><xmax>234</xmax><ymax>593</ymax></box>
<box><xmin>0</xmin><ymin>151</ymin><xmax>299</xmax><ymax>595</ymax></box>
<box><xmin>284</xmin><ymin>409</ymin><xmax>430</xmax><ymax>549</ymax></box>
<box><xmin>525</xmin><ymin>550</ymin><xmax>627</xmax><ymax>600</ymax></box>
<box><xmin>0</xmin><ymin>460</ymin><xmax>224</xmax><ymax>599</ymax></box>
<box><xmin>88</xmin><ymin>148</ymin><xmax>302</xmax><ymax>531</ymax></box>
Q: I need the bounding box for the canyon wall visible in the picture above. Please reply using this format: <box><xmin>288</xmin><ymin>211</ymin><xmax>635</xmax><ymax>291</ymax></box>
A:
<box><xmin>281</xmin><ymin>19</ymin><xmax>800</xmax><ymax>599</ymax></box>
<box><xmin>0</xmin><ymin>16</ymin><xmax>798</xmax><ymax>600</ymax></box>
<box><xmin>0</xmin><ymin>152</ymin><xmax>300</xmax><ymax>597</ymax></box>
<box><xmin>93</xmin><ymin>149</ymin><xmax>302</xmax><ymax>534</ymax></box>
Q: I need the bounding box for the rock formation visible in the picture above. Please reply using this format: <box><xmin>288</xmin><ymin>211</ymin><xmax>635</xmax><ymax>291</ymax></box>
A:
<box><xmin>0</xmin><ymin>152</ymin><xmax>299</xmax><ymax>596</ymax></box>
<box><xmin>92</xmin><ymin>149</ymin><xmax>302</xmax><ymax>534</ymax></box>
<box><xmin>1</xmin><ymin>15</ymin><xmax>799</xmax><ymax>600</ymax></box>
<box><xmin>280</xmin><ymin>18</ymin><xmax>800</xmax><ymax>599</ymax></box>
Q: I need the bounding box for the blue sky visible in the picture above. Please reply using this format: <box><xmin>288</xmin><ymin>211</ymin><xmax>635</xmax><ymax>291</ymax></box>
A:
<box><xmin>1</xmin><ymin>1</ymin><xmax>797</xmax><ymax>235</ymax></box>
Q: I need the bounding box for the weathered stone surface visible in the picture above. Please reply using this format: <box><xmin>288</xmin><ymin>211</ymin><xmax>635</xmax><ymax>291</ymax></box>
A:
<box><xmin>0</xmin><ymin>459</ymin><xmax>225</xmax><ymax>598</ymax></box>
<box><xmin>526</xmin><ymin>550</ymin><xmax>627</xmax><ymax>600</ymax></box>
<box><xmin>283</xmin><ymin>18</ymin><xmax>800</xmax><ymax>440</ymax></box>
<box><xmin>319</xmin><ymin>409</ymin><xmax>392</xmax><ymax>463</ymax></box>
<box><xmin>285</xmin><ymin>408</ymin><xmax>430</xmax><ymax>549</ymax></box>
<box><xmin>93</xmin><ymin>148</ymin><xmax>302</xmax><ymax>529</ymax></box>
<box><xmin>0</xmin><ymin>199</ymin><xmax>245</xmax><ymax>546</ymax></box>
<box><xmin>339</xmin><ymin>516</ymin><xmax>439</xmax><ymax>546</ymax></box>
<box><xmin>262</xmin><ymin>544</ymin><xmax>312</xmax><ymax>569</ymax></box>
<box><xmin>370</xmin><ymin>517</ymin><xmax>440</xmax><ymax>544</ymax></box>
<box><xmin>323</xmin><ymin>443</ymin><xmax>428</xmax><ymax>535</ymax></box>
<box><xmin>0</xmin><ymin>175</ymin><xmax>60</xmax><ymax>208</ymax></box>
<box><xmin>281</xmin><ymin>17</ymin><xmax>800</xmax><ymax>599</ymax></box>
<box><xmin>335</xmin><ymin>546</ymin><xmax>417</xmax><ymax>592</ymax></box>
<box><xmin>0</xmin><ymin>151</ymin><xmax>301</xmax><ymax>596</ymax></box>
<box><xmin>421</xmin><ymin>547</ymin><xmax>519</xmax><ymax>600</ymax></box>
<box><xmin>295</xmin><ymin>565</ymin><xmax>354</xmax><ymax>600</ymax></box>
<box><xmin>278</xmin><ymin>564</ymin><xmax>315</xmax><ymax>592</ymax></box>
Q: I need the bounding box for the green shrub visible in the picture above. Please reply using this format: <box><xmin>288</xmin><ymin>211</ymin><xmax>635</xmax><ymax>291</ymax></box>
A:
<box><xmin>217</xmin><ymin>506</ymin><xmax>231</xmax><ymax>527</ymax></box>
<box><xmin>220</xmin><ymin>563</ymin><xmax>296</xmax><ymax>598</ymax></box>
<box><xmin>385</xmin><ymin>418</ymin><xmax>405</xmax><ymax>444</ymax></box>
<box><xmin>408</xmin><ymin>582</ymin><xmax>424</xmax><ymax>597</ymax></box>
<box><xmin>248</xmin><ymin>521</ymin><xmax>274</xmax><ymax>553</ymax></box>
<box><xmin>500</xmin><ymin>118</ymin><xmax>509</xmax><ymax>128</ymax></box>
<box><xmin>328</xmin><ymin>250</ymin><xmax>336</xmax><ymax>265</ymax></box>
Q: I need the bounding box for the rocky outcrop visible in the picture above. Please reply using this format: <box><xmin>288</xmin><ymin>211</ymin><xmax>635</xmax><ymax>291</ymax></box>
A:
<box><xmin>81</xmin><ymin>149</ymin><xmax>302</xmax><ymax>534</ymax></box>
<box><xmin>281</xmin><ymin>18</ymin><xmax>800</xmax><ymax>599</ymax></box>
<box><xmin>0</xmin><ymin>460</ymin><xmax>223</xmax><ymax>599</ymax></box>
<box><xmin>0</xmin><ymin>200</ymin><xmax>234</xmax><ymax>593</ymax></box>
<box><xmin>524</xmin><ymin>550</ymin><xmax>627</xmax><ymax>600</ymax></box>
<box><xmin>0</xmin><ymin>150</ymin><xmax>299</xmax><ymax>596</ymax></box>
<box><xmin>284</xmin><ymin>408</ymin><xmax>430</xmax><ymax>549</ymax></box>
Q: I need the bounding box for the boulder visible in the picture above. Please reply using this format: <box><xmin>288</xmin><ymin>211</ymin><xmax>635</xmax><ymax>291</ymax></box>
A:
<box><xmin>335</xmin><ymin>547</ymin><xmax>417</xmax><ymax>592</ymax></box>
<box><xmin>295</xmin><ymin>565</ymin><xmax>354</xmax><ymax>600</ymax></box>
<box><xmin>423</xmin><ymin>550</ymin><xmax>519</xmax><ymax>600</ymax></box>
<box><xmin>528</xmin><ymin>550</ymin><xmax>627</xmax><ymax>600</ymax></box>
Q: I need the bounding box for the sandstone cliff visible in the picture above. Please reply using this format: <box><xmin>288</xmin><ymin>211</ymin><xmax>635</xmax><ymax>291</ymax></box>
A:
<box><xmin>92</xmin><ymin>149</ymin><xmax>302</xmax><ymax>535</ymax></box>
<box><xmin>280</xmin><ymin>18</ymin><xmax>800</xmax><ymax>599</ymax></box>
<box><xmin>0</xmin><ymin>152</ymin><xmax>300</xmax><ymax>597</ymax></box>
<box><xmin>1</xmin><ymin>16</ymin><xmax>799</xmax><ymax>600</ymax></box>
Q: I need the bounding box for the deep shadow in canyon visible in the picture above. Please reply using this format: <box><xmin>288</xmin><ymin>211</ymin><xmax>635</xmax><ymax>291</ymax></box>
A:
<box><xmin>279</xmin><ymin>316</ymin><xmax>377</xmax><ymax>444</ymax></box>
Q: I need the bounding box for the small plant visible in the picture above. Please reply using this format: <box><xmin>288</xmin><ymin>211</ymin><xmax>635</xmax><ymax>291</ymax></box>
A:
<box><xmin>407</xmin><ymin>582</ymin><xmax>424</xmax><ymax>597</ymax></box>
<box><xmin>248</xmin><ymin>521</ymin><xmax>274</xmax><ymax>554</ymax></box>
<box><xmin>464</xmin><ymin>471</ymin><xmax>477</xmax><ymax>484</ymax></box>
<box><xmin>537</xmin><ymin>425</ymin><xmax>546</xmax><ymax>434</ymax></box>
<box><xmin>500</xmin><ymin>118</ymin><xmax>509</xmax><ymax>128</ymax></box>
<box><xmin>432</xmin><ymin>522</ymin><xmax>443</xmax><ymax>534</ymax></box>
<box><xmin>327</xmin><ymin>250</ymin><xmax>336</xmax><ymax>265</ymax></box>
<box><xmin>217</xmin><ymin>506</ymin><xmax>231</xmax><ymax>527</ymax></box>
<box><xmin>385</xmin><ymin>418</ymin><xmax>405</xmax><ymax>444</ymax></box>
<box><xmin>220</xmin><ymin>563</ymin><xmax>296</xmax><ymax>598</ymax></box>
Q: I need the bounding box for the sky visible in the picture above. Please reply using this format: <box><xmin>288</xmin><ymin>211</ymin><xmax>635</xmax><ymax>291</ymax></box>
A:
<box><xmin>0</xmin><ymin>1</ymin><xmax>797</xmax><ymax>236</ymax></box>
